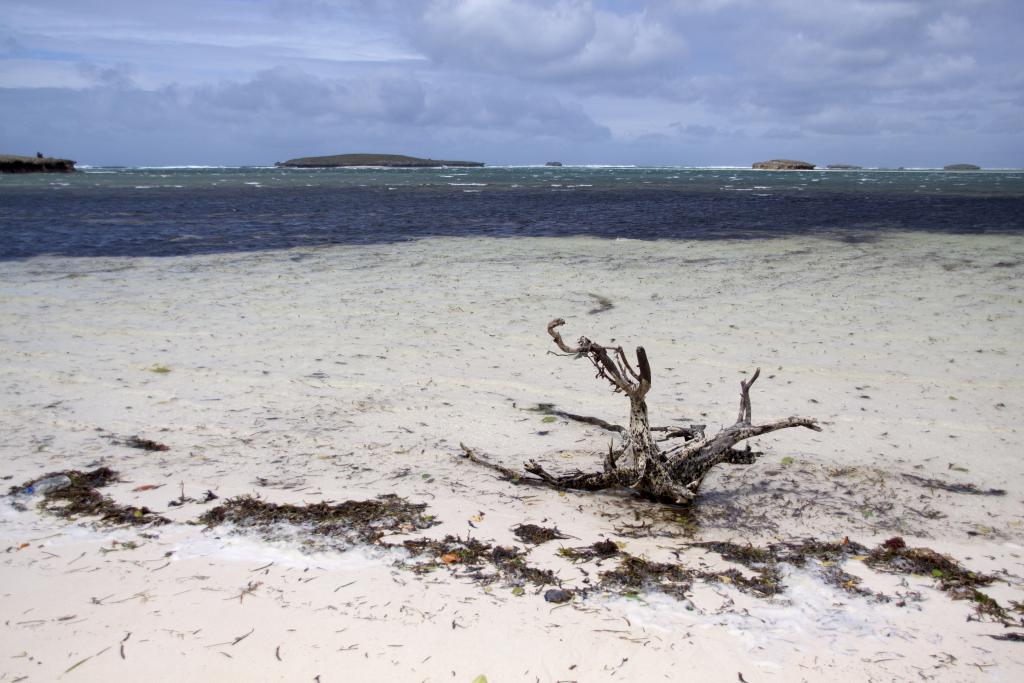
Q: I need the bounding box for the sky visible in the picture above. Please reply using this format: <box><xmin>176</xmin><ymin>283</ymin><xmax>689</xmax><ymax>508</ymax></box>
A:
<box><xmin>0</xmin><ymin>0</ymin><xmax>1021</xmax><ymax>167</ymax></box>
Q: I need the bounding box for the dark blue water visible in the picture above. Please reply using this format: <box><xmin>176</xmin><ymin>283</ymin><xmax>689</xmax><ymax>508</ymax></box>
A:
<box><xmin>1</xmin><ymin>166</ymin><xmax>1022</xmax><ymax>259</ymax></box>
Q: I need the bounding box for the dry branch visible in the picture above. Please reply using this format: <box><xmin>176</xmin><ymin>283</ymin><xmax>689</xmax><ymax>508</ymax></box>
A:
<box><xmin>463</xmin><ymin>319</ymin><xmax>821</xmax><ymax>505</ymax></box>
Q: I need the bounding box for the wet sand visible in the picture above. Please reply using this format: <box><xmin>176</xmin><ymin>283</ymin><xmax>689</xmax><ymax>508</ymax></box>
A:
<box><xmin>1</xmin><ymin>233</ymin><xmax>1022</xmax><ymax>681</ymax></box>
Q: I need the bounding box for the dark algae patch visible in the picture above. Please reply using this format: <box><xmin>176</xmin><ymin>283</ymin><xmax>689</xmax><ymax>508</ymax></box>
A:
<box><xmin>865</xmin><ymin>536</ymin><xmax>1013</xmax><ymax>624</ymax></box>
<box><xmin>599</xmin><ymin>555</ymin><xmax>697</xmax><ymax>600</ymax></box>
<box><xmin>558</xmin><ymin>539</ymin><xmax>620</xmax><ymax>562</ymax></box>
<box><xmin>198</xmin><ymin>494</ymin><xmax>437</xmax><ymax>545</ymax></box>
<box><xmin>512</xmin><ymin>523</ymin><xmax>570</xmax><ymax>545</ymax></box>
<box><xmin>900</xmin><ymin>473</ymin><xmax>1005</xmax><ymax>496</ymax></box>
<box><xmin>578</xmin><ymin>535</ymin><xmax>1018</xmax><ymax>625</ymax></box>
<box><xmin>102</xmin><ymin>432</ymin><xmax>171</xmax><ymax>451</ymax></box>
<box><xmin>9</xmin><ymin>467</ymin><xmax>169</xmax><ymax>526</ymax></box>
<box><xmin>599</xmin><ymin>545</ymin><xmax>786</xmax><ymax>600</ymax></box>
<box><xmin>10</xmin><ymin>466</ymin><xmax>1019</xmax><ymax>628</ymax></box>
<box><xmin>121</xmin><ymin>436</ymin><xmax>170</xmax><ymax>452</ymax></box>
<box><xmin>402</xmin><ymin>535</ymin><xmax>557</xmax><ymax>588</ymax></box>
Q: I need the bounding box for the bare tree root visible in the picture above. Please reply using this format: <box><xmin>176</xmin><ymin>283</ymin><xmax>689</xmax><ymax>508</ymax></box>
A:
<box><xmin>461</xmin><ymin>319</ymin><xmax>821</xmax><ymax>505</ymax></box>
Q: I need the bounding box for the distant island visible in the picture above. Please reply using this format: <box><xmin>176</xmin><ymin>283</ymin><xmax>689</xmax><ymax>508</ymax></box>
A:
<box><xmin>943</xmin><ymin>163</ymin><xmax>981</xmax><ymax>171</ymax></box>
<box><xmin>545</xmin><ymin>161</ymin><xmax>563</xmax><ymax>167</ymax></box>
<box><xmin>274</xmin><ymin>153</ymin><xmax>484</xmax><ymax>168</ymax></box>
<box><xmin>1</xmin><ymin>154</ymin><xmax>76</xmax><ymax>173</ymax></box>
<box><xmin>752</xmin><ymin>159</ymin><xmax>815</xmax><ymax>170</ymax></box>
<box><xmin>826</xmin><ymin>164</ymin><xmax>863</xmax><ymax>170</ymax></box>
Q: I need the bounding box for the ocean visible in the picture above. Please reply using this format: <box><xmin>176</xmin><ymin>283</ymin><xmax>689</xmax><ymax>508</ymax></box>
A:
<box><xmin>1</xmin><ymin>166</ymin><xmax>1022</xmax><ymax>259</ymax></box>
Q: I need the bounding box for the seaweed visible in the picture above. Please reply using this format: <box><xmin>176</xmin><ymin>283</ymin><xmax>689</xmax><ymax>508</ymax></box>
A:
<box><xmin>402</xmin><ymin>535</ymin><xmax>556</xmax><ymax>587</ymax></box>
<box><xmin>599</xmin><ymin>555</ymin><xmax>695</xmax><ymax>600</ymax></box>
<box><xmin>103</xmin><ymin>433</ymin><xmax>170</xmax><ymax>451</ymax></box>
<box><xmin>865</xmin><ymin>537</ymin><xmax>994</xmax><ymax>591</ymax></box>
<box><xmin>122</xmin><ymin>436</ymin><xmax>170</xmax><ymax>451</ymax></box>
<box><xmin>558</xmin><ymin>539</ymin><xmax>620</xmax><ymax>562</ymax></box>
<box><xmin>988</xmin><ymin>632</ymin><xmax>1024</xmax><ymax>642</ymax></box>
<box><xmin>691</xmin><ymin>540</ymin><xmax>874</xmax><ymax>598</ymax></box>
<box><xmin>593</xmin><ymin>535</ymin><xmax>1008</xmax><ymax>606</ymax></box>
<box><xmin>199</xmin><ymin>494</ymin><xmax>437</xmax><ymax>545</ymax></box>
<box><xmin>512</xmin><ymin>523</ymin><xmax>570</xmax><ymax>545</ymax></box>
<box><xmin>901</xmin><ymin>473</ymin><xmax>1005</xmax><ymax>496</ymax></box>
<box><xmin>694</xmin><ymin>541</ymin><xmax>774</xmax><ymax>565</ymax></box>
<box><xmin>9</xmin><ymin>467</ymin><xmax>169</xmax><ymax>526</ymax></box>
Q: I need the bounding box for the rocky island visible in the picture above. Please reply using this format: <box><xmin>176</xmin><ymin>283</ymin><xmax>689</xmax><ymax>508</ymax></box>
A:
<box><xmin>753</xmin><ymin>159</ymin><xmax>816</xmax><ymax>170</ymax></box>
<box><xmin>545</xmin><ymin>161</ymin><xmax>563</xmax><ymax>167</ymax></box>
<box><xmin>943</xmin><ymin>163</ymin><xmax>981</xmax><ymax>171</ymax></box>
<box><xmin>1</xmin><ymin>154</ymin><xmax>76</xmax><ymax>173</ymax></box>
<box><xmin>274</xmin><ymin>153</ymin><xmax>484</xmax><ymax>168</ymax></box>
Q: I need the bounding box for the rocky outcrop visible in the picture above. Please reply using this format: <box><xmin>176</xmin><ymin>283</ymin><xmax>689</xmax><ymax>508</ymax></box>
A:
<box><xmin>275</xmin><ymin>153</ymin><xmax>484</xmax><ymax>168</ymax></box>
<box><xmin>545</xmin><ymin>161</ymin><xmax>563</xmax><ymax>167</ymax></box>
<box><xmin>826</xmin><ymin>164</ymin><xmax>863</xmax><ymax>170</ymax></box>
<box><xmin>943</xmin><ymin>164</ymin><xmax>980</xmax><ymax>171</ymax></box>
<box><xmin>0</xmin><ymin>154</ymin><xmax>76</xmax><ymax>173</ymax></box>
<box><xmin>753</xmin><ymin>159</ymin><xmax>815</xmax><ymax>170</ymax></box>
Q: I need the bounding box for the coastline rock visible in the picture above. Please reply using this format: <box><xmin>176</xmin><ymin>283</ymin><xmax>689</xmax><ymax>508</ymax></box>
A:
<box><xmin>544</xmin><ymin>161</ymin><xmax>563</xmax><ymax>167</ymax></box>
<box><xmin>275</xmin><ymin>153</ymin><xmax>483</xmax><ymax>168</ymax></box>
<box><xmin>0</xmin><ymin>154</ymin><xmax>76</xmax><ymax>173</ymax></box>
<box><xmin>752</xmin><ymin>159</ymin><xmax>815</xmax><ymax>170</ymax></box>
<box><xmin>826</xmin><ymin>164</ymin><xmax>863</xmax><ymax>170</ymax></box>
<box><xmin>943</xmin><ymin>163</ymin><xmax>981</xmax><ymax>171</ymax></box>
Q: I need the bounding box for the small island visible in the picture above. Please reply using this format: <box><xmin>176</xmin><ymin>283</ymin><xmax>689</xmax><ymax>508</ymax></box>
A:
<box><xmin>752</xmin><ymin>159</ymin><xmax>815</xmax><ymax>170</ymax></box>
<box><xmin>275</xmin><ymin>153</ymin><xmax>484</xmax><ymax>168</ymax></box>
<box><xmin>1</xmin><ymin>154</ymin><xmax>76</xmax><ymax>174</ymax></box>
<box><xmin>943</xmin><ymin>163</ymin><xmax>981</xmax><ymax>171</ymax></box>
<box><xmin>826</xmin><ymin>164</ymin><xmax>863</xmax><ymax>170</ymax></box>
<box><xmin>545</xmin><ymin>161</ymin><xmax>563</xmax><ymax>167</ymax></box>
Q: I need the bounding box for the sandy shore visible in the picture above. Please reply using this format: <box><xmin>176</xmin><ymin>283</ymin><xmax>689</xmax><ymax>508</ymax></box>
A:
<box><xmin>1</xmin><ymin>233</ymin><xmax>1022</xmax><ymax>681</ymax></box>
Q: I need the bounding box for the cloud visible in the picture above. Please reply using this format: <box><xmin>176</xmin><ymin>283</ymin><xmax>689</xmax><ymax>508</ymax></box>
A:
<box><xmin>669</xmin><ymin>122</ymin><xmax>718</xmax><ymax>138</ymax></box>
<box><xmin>0</xmin><ymin>63</ymin><xmax>610</xmax><ymax>164</ymax></box>
<box><xmin>76</xmin><ymin>62</ymin><xmax>138</xmax><ymax>90</ymax></box>
<box><xmin>926</xmin><ymin>13</ymin><xmax>972</xmax><ymax>47</ymax></box>
<box><xmin>0</xmin><ymin>0</ymin><xmax>1021</xmax><ymax>165</ymax></box>
<box><xmin>410</xmin><ymin>0</ymin><xmax>686</xmax><ymax>81</ymax></box>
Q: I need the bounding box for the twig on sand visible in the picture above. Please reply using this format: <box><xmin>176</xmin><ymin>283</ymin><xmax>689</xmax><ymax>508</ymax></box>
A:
<box><xmin>226</xmin><ymin>581</ymin><xmax>262</xmax><ymax>603</ymax></box>
<box><xmin>63</xmin><ymin>646</ymin><xmax>110</xmax><ymax>675</ymax></box>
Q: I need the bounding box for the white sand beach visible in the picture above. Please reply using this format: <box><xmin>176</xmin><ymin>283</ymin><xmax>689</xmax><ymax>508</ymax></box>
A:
<box><xmin>2</xmin><ymin>233</ymin><xmax>1023</xmax><ymax>681</ymax></box>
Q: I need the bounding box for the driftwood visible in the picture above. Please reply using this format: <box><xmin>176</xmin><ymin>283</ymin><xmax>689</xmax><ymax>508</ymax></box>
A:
<box><xmin>461</xmin><ymin>318</ymin><xmax>821</xmax><ymax>504</ymax></box>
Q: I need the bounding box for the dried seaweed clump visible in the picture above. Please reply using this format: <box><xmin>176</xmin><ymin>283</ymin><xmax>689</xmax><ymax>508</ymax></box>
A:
<box><xmin>559</xmin><ymin>539</ymin><xmax>620</xmax><ymax>562</ymax></box>
<box><xmin>199</xmin><ymin>494</ymin><xmax>437</xmax><ymax>545</ymax></box>
<box><xmin>9</xmin><ymin>467</ymin><xmax>169</xmax><ymax>526</ymax></box>
<box><xmin>866</xmin><ymin>536</ymin><xmax>1013</xmax><ymax>624</ymax></box>
<box><xmin>512</xmin><ymin>523</ymin><xmax>570</xmax><ymax>545</ymax></box>
<box><xmin>599</xmin><ymin>555</ymin><xmax>696</xmax><ymax>600</ymax></box>
<box><xmin>594</xmin><ymin>536</ymin><xmax>1003</xmax><ymax>605</ymax></box>
<box><xmin>402</xmin><ymin>535</ymin><xmax>556</xmax><ymax>588</ymax></box>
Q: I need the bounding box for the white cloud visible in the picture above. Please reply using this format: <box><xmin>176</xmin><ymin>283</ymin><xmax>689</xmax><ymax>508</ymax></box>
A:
<box><xmin>411</xmin><ymin>0</ymin><xmax>686</xmax><ymax>80</ymax></box>
<box><xmin>0</xmin><ymin>0</ymin><xmax>1020</xmax><ymax>165</ymax></box>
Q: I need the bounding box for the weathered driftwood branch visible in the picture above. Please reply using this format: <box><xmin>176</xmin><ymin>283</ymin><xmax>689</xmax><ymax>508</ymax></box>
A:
<box><xmin>462</xmin><ymin>319</ymin><xmax>821</xmax><ymax>505</ymax></box>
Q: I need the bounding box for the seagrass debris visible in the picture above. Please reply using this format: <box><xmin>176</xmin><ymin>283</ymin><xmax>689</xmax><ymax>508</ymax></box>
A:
<box><xmin>198</xmin><ymin>494</ymin><xmax>439</xmax><ymax>545</ymax></box>
<box><xmin>588</xmin><ymin>536</ymin><xmax>1020</xmax><ymax>627</ymax></box>
<box><xmin>8</xmin><ymin>467</ymin><xmax>169</xmax><ymax>526</ymax></box>
<box><xmin>461</xmin><ymin>318</ymin><xmax>821</xmax><ymax>504</ymax></box>
<box><xmin>8</xmin><ymin>467</ymin><xmax>1019</xmax><ymax>628</ymax></box>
